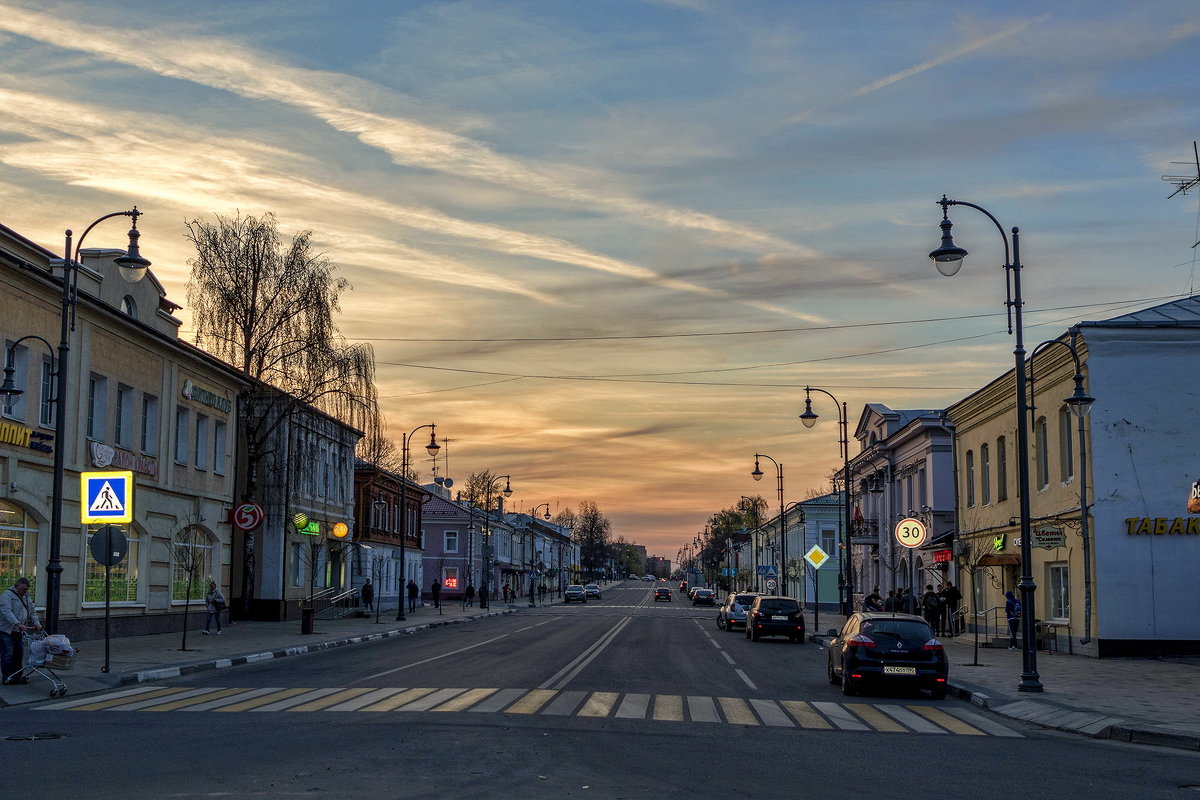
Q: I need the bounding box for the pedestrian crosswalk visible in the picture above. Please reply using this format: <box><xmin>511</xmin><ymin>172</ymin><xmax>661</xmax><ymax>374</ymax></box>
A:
<box><xmin>36</xmin><ymin>685</ymin><xmax>1021</xmax><ymax>735</ymax></box>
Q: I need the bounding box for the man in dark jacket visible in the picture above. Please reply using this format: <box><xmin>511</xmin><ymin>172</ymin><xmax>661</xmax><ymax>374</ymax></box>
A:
<box><xmin>360</xmin><ymin>579</ymin><xmax>374</xmax><ymax>611</ymax></box>
<box><xmin>920</xmin><ymin>584</ymin><xmax>942</xmax><ymax>632</ymax></box>
<box><xmin>431</xmin><ymin>580</ymin><xmax>441</xmax><ymax>609</ymax></box>
<box><xmin>464</xmin><ymin>583</ymin><xmax>476</xmax><ymax>607</ymax></box>
<box><xmin>406</xmin><ymin>579</ymin><xmax>419</xmax><ymax>613</ymax></box>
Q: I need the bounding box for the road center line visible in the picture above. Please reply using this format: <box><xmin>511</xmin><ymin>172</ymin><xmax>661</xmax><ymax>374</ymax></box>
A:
<box><xmin>540</xmin><ymin>617</ymin><xmax>631</xmax><ymax>690</ymax></box>
<box><xmin>356</xmin><ymin>633</ymin><xmax>511</xmax><ymax>683</ymax></box>
<box><xmin>735</xmin><ymin>669</ymin><xmax>758</xmax><ymax>691</ymax></box>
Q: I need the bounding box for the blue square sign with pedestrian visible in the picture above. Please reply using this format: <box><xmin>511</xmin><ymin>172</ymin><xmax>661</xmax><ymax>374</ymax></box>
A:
<box><xmin>80</xmin><ymin>471</ymin><xmax>134</xmax><ymax>524</ymax></box>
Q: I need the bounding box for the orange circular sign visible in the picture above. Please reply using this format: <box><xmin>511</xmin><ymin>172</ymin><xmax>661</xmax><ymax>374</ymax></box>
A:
<box><xmin>332</xmin><ymin>522</ymin><xmax>349</xmax><ymax>538</ymax></box>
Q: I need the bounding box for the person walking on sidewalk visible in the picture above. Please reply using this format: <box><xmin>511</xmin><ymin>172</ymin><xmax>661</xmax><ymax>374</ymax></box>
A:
<box><xmin>502</xmin><ymin>584</ymin><xmax>511</xmax><ymax>604</ymax></box>
<box><xmin>360</xmin><ymin>579</ymin><xmax>374</xmax><ymax>612</ymax></box>
<box><xmin>431</xmin><ymin>579</ymin><xmax>442</xmax><ymax>609</ymax></box>
<box><xmin>1</xmin><ymin>577</ymin><xmax>41</xmax><ymax>684</ymax></box>
<box><xmin>1005</xmin><ymin>590</ymin><xmax>1021</xmax><ymax>650</ymax></box>
<box><xmin>920</xmin><ymin>584</ymin><xmax>942</xmax><ymax>633</ymax></box>
<box><xmin>464</xmin><ymin>583</ymin><xmax>475</xmax><ymax>607</ymax></box>
<box><xmin>882</xmin><ymin>589</ymin><xmax>897</xmax><ymax>612</ymax></box>
<box><xmin>407</xmin><ymin>579</ymin><xmax>419</xmax><ymax>613</ymax></box>
<box><xmin>940</xmin><ymin>582</ymin><xmax>962</xmax><ymax>635</ymax></box>
<box><xmin>203</xmin><ymin>580</ymin><xmax>225</xmax><ymax>635</ymax></box>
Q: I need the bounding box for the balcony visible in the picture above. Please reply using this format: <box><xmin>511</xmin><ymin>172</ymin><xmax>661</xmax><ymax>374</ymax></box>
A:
<box><xmin>850</xmin><ymin>518</ymin><xmax>880</xmax><ymax>546</ymax></box>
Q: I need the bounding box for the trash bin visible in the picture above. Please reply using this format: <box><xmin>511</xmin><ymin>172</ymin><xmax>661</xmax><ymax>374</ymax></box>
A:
<box><xmin>301</xmin><ymin>607</ymin><xmax>315</xmax><ymax>634</ymax></box>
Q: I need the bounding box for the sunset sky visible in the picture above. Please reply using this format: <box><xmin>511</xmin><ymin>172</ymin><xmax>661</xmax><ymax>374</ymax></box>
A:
<box><xmin>2</xmin><ymin>0</ymin><xmax>1198</xmax><ymax>558</ymax></box>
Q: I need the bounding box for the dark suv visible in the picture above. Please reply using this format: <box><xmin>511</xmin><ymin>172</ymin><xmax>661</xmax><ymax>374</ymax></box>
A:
<box><xmin>826</xmin><ymin>612</ymin><xmax>948</xmax><ymax>698</ymax></box>
<box><xmin>745</xmin><ymin>596</ymin><xmax>805</xmax><ymax>642</ymax></box>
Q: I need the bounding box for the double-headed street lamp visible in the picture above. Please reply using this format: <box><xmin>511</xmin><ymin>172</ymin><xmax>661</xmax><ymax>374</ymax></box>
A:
<box><xmin>396</xmin><ymin>423</ymin><xmax>439</xmax><ymax>622</ymax></box>
<box><xmin>930</xmin><ymin>195</ymin><xmax>1044</xmax><ymax>692</ymax></box>
<box><xmin>1</xmin><ymin>209</ymin><xmax>151</xmax><ymax>634</ymax></box>
<box><xmin>751</xmin><ymin>454</ymin><xmax>787</xmax><ymax>597</ymax></box>
<box><xmin>478</xmin><ymin>474</ymin><xmax>513</xmax><ymax>610</ymax></box>
<box><xmin>799</xmin><ymin>386</ymin><xmax>853</xmax><ymax>616</ymax></box>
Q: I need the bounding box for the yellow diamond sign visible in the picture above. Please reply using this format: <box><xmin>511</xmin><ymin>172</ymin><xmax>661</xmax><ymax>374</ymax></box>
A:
<box><xmin>805</xmin><ymin>545</ymin><xmax>829</xmax><ymax>569</ymax></box>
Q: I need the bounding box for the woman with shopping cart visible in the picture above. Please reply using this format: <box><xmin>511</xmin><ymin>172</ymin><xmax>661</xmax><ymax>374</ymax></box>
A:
<box><xmin>1</xmin><ymin>576</ymin><xmax>42</xmax><ymax>685</ymax></box>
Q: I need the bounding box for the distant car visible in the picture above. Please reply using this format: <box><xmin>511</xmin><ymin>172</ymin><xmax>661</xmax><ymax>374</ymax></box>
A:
<box><xmin>745</xmin><ymin>595</ymin><xmax>805</xmax><ymax>643</ymax></box>
<box><xmin>584</xmin><ymin>583</ymin><xmax>602</xmax><ymax>599</ymax></box>
<box><xmin>563</xmin><ymin>585</ymin><xmax>587</xmax><ymax>603</ymax></box>
<box><xmin>717</xmin><ymin>592</ymin><xmax>759</xmax><ymax>632</ymax></box>
<box><xmin>628</xmin><ymin>574</ymin><xmax>639</xmax><ymax>580</ymax></box>
<box><xmin>653</xmin><ymin>587</ymin><xmax>672</xmax><ymax>602</ymax></box>
<box><xmin>679</xmin><ymin>581</ymin><xmax>688</xmax><ymax>594</ymax></box>
<box><xmin>687</xmin><ymin>586</ymin><xmax>703</xmax><ymax>601</ymax></box>
<box><xmin>827</xmin><ymin>612</ymin><xmax>948</xmax><ymax>698</ymax></box>
<box><xmin>692</xmin><ymin>588</ymin><xmax>716</xmax><ymax>606</ymax></box>
<box><xmin>642</xmin><ymin>575</ymin><xmax>655</xmax><ymax>581</ymax></box>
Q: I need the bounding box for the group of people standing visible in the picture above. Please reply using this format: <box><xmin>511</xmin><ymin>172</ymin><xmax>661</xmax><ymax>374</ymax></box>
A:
<box><xmin>861</xmin><ymin>582</ymin><xmax>963</xmax><ymax>636</ymax></box>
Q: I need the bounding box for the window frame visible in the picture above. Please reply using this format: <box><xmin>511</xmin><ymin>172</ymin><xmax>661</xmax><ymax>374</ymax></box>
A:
<box><xmin>1059</xmin><ymin>406</ymin><xmax>1074</xmax><ymax>482</ymax></box>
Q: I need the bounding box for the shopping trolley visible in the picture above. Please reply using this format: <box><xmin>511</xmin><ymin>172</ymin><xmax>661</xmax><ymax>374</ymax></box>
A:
<box><xmin>14</xmin><ymin>630</ymin><xmax>76</xmax><ymax>697</ymax></box>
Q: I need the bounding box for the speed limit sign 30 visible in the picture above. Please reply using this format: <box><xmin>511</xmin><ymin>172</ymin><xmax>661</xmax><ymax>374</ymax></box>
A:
<box><xmin>894</xmin><ymin>517</ymin><xmax>928</xmax><ymax>549</ymax></box>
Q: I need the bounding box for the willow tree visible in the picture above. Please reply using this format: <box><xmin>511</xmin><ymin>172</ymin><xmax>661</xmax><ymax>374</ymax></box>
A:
<box><xmin>185</xmin><ymin>212</ymin><xmax>379</xmax><ymax>613</ymax></box>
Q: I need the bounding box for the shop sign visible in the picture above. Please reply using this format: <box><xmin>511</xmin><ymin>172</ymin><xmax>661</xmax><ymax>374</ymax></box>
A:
<box><xmin>90</xmin><ymin>441</ymin><xmax>158</xmax><ymax>478</ymax></box>
<box><xmin>181</xmin><ymin>379</ymin><xmax>232</xmax><ymax>414</ymax></box>
<box><xmin>1031</xmin><ymin>526</ymin><xmax>1066</xmax><ymax>550</ymax></box>
<box><xmin>1189</xmin><ymin>479</ymin><xmax>1200</xmax><ymax>514</ymax></box>
<box><xmin>298</xmin><ymin>521</ymin><xmax>321</xmax><ymax>536</ymax></box>
<box><xmin>992</xmin><ymin>534</ymin><xmax>1006</xmax><ymax>552</ymax></box>
<box><xmin>0</xmin><ymin>420</ymin><xmax>54</xmax><ymax>454</ymax></box>
<box><xmin>1125</xmin><ymin>517</ymin><xmax>1200</xmax><ymax>536</ymax></box>
<box><xmin>933</xmin><ymin>548</ymin><xmax>953</xmax><ymax>563</ymax></box>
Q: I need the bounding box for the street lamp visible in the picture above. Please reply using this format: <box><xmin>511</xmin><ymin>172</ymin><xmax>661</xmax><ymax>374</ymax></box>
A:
<box><xmin>930</xmin><ymin>194</ymin><xmax>1043</xmax><ymax>692</ymax></box>
<box><xmin>751</xmin><ymin>454</ymin><xmax>787</xmax><ymax>597</ymax></box>
<box><xmin>799</xmin><ymin>386</ymin><xmax>854</xmax><ymax>616</ymax></box>
<box><xmin>0</xmin><ymin>209</ymin><xmax>150</xmax><ymax>634</ymax></box>
<box><xmin>477</xmin><ymin>474</ymin><xmax>512</xmax><ymax>610</ymax></box>
<box><xmin>395</xmin><ymin>424</ymin><xmax>439</xmax><ymax>622</ymax></box>
<box><xmin>1028</xmin><ymin>329</ymin><xmax>1095</xmax><ymax>645</ymax></box>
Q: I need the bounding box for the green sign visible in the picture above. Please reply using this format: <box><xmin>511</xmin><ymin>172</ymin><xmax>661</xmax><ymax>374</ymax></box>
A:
<box><xmin>300</xmin><ymin>521</ymin><xmax>321</xmax><ymax>536</ymax></box>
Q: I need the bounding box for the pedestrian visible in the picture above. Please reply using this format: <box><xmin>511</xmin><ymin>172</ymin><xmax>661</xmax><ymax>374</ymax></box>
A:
<box><xmin>406</xmin><ymin>579</ymin><xmax>419</xmax><ymax>613</ymax></box>
<box><xmin>1</xmin><ymin>577</ymin><xmax>41</xmax><ymax>684</ymax></box>
<box><xmin>502</xmin><ymin>584</ymin><xmax>511</xmax><ymax>604</ymax></box>
<box><xmin>940</xmin><ymin>582</ymin><xmax>962</xmax><ymax>635</ymax></box>
<box><xmin>920</xmin><ymin>584</ymin><xmax>941</xmax><ymax>632</ymax></box>
<box><xmin>360</xmin><ymin>578</ymin><xmax>374</xmax><ymax>611</ymax></box>
<box><xmin>202</xmin><ymin>579</ymin><xmax>225</xmax><ymax>635</ymax></box>
<box><xmin>431</xmin><ymin>579</ymin><xmax>441</xmax><ymax>609</ymax></box>
<box><xmin>1005</xmin><ymin>590</ymin><xmax>1021</xmax><ymax>650</ymax></box>
<box><xmin>882</xmin><ymin>589</ymin><xmax>897</xmax><ymax>612</ymax></box>
<box><xmin>464</xmin><ymin>583</ymin><xmax>476</xmax><ymax>607</ymax></box>
<box><xmin>863</xmin><ymin>587</ymin><xmax>883</xmax><ymax>612</ymax></box>
<box><xmin>539</xmin><ymin>583</ymin><xmax>547</xmax><ymax>599</ymax></box>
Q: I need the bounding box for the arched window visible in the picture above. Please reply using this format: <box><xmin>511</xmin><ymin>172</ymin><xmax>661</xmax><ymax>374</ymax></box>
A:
<box><xmin>120</xmin><ymin>295</ymin><xmax>138</xmax><ymax>319</ymax></box>
<box><xmin>1059</xmin><ymin>406</ymin><xmax>1074</xmax><ymax>482</ymax></box>
<box><xmin>965</xmin><ymin>450</ymin><xmax>975</xmax><ymax>507</ymax></box>
<box><xmin>980</xmin><ymin>443</ymin><xmax>991</xmax><ymax>505</ymax></box>
<box><xmin>0</xmin><ymin>500</ymin><xmax>39</xmax><ymax>596</ymax></box>
<box><xmin>1035</xmin><ymin>416</ymin><xmax>1050</xmax><ymax>489</ymax></box>
<box><xmin>996</xmin><ymin>436</ymin><xmax>1008</xmax><ymax>501</ymax></box>
<box><xmin>171</xmin><ymin>526</ymin><xmax>215</xmax><ymax>602</ymax></box>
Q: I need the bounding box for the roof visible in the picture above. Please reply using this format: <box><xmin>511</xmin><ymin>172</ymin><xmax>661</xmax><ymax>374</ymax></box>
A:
<box><xmin>1078</xmin><ymin>295</ymin><xmax>1200</xmax><ymax>328</ymax></box>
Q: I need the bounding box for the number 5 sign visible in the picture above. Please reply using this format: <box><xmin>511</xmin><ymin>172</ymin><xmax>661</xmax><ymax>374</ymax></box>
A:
<box><xmin>233</xmin><ymin>503</ymin><xmax>265</xmax><ymax>531</ymax></box>
<box><xmin>894</xmin><ymin>518</ymin><xmax>928</xmax><ymax>549</ymax></box>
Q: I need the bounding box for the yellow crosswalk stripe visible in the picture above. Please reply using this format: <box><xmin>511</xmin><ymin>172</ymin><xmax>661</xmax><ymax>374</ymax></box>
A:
<box><xmin>652</xmin><ymin>694</ymin><xmax>683</xmax><ymax>721</ymax></box>
<box><xmin>779</xmin><ymin>700</ymin><xmax>832</xmax><ymax>729</ymax></box>
<box><xmin>360</xmin><ymin>687</ymin><xmax>434</xmax><ymax>712</ymax></box>
<box><xmin>718</xmin><ymin>697</ymin><xmax>758</xmax><ymax>725</ymax></box>
<box><xmin>215</xmin><ymin>688</ymin><xmax>312</xmax><ymax>712</ymax></box>
<box><xmin>288</xmin><ymin>688</ymin><xmax>376</xmax><ymax>712</ymax></box>
<box><xmin>578</xmin><ymin>691</ymin><xmax>619</xmax><ymax>717</ymax></box>
<box><xmin>907</xmin><ymin>705</ymin><xmax>986</xmax><ymax>735</ymax></box>
<box><xmin>66</xmin><ymin>687</ymin><xmax>188</xmax><ymax>712</ymax></box>
<box><xmin>432</xmin><ymin>688</ymin><xmax>499</xmax><ymax>712</ymax></box>
<box><xmin>844</xmin><ymin>703</ymin><xmax>908</xmax><ymax>732</ymax></box>
<box><xmin>505</xmin><ymin>689</ymin><xmax>557</xmax><ymax>714</ymax></box>
<box><xmin>145</xmin><ymin>688</ymin><xmax>247</xmax><ymax>712</ymax></box>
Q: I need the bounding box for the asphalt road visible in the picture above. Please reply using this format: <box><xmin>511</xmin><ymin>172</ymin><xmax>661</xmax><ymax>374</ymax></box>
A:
<box><xmin>4</xmin><ymin>581</ymin><xmax>1199</xmax><ymax>798</ymax></box>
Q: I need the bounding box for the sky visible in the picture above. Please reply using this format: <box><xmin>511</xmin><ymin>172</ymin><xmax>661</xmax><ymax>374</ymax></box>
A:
<box><xmin>2</xmin><ymin>0</ymin><xmax>1199</xmax><ymax>560</ymax></box>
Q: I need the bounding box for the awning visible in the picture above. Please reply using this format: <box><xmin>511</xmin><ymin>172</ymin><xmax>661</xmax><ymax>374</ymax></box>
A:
<box><xmin>980</xmin><ymin>554</ymin><xmax>1021</xmax><ymax>566</ymax></box>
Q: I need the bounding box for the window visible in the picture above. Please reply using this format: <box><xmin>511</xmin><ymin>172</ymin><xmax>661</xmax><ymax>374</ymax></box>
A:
<box><xmin>1034</xmin><ymin>416</ymin><xmax>1049</xmax><ymax>489</ymax></box>
<box><xmin>174</xmin><ymin>406</ymin><xmax>189</xmax><ymax>463</ymax></box>
<box><xmin>997</xmin><ymin>436</ymin><xmax>1008</xmax><ymax>501</ymax></box>
<box><xmin>213</xmin><ymin>421</ymin><xmax>227</xmax><ymax>475</ymax></box>
<box><xmin>965</xmin><ymin>450</ymin><xmax>975</xmax><ymax>507</ymax></box>
<box><xmin>171</xmin><ymin>527</ymin><xmax>213</xmax><ymax>602</ymax></box>
<box><xmin>1059</xmin><ymin>407</ymin><xmax>1074</xmax><ymax>482</ymax></box>
<box><xmin>443</xmin><ymin>567</ymin><xmax>459</xmax><ymax>590</ymax></box>
<box><xmin>445</xmin><ymin>530</ymin><xmax>459</xmax><ymax>553</ymax></box>
<box><xmin>1</xmin><ymin>343</ymin><xmax>28</xmax><ymax>420</ymax></box>
<box><xmin>918</xmin><ymin>467</ymin><xmax>927</xmax><ymax>509</ymax></box>
<box><xmin>980</xmin><ymin>443</ymin><xmax>991</xmax><ymax>505</ymax></box>
<box><xmin>87</xmin><ymin>374</ymin><xmax>108</xmax><ymax>439</ymax></box>
<box><xmin>38</xmin><ymin>358</ymin><xmax>55</xmax><ymax>427</ymax></box>
<box><xmin>120</xmin><ymin>295</ymin><xmax>138</xmax><ymax>319</ymax></box>
<box><xmin>85</xmin><ymin>527</ymin><xmax>139</xmax><ymax>603</ymax></box>
<box><xmin>114</xmin><ymin>384</ymin><xmax>134</xmax><ymax>449</ymax></box>
<box><xmin>0</xmin><ymin>500</ymin><xmax>38</xmax><ymax>597</ymax></box>
<box><xmin>194</xmin><ymin>414</ymin><xmax>209</xmax><ymax>470</ymax></box>
<box><xmin>290</xmin><ymin>542</ymin><xmax>304</xmax><ymax>587</ymax></box>
<box><xmin>1048</xmin><ymin>563</ymin><xmax>1069</xmax><ymax>619</ymax></box>
<box><xmin>820</xmin><ymin>529</ymin><xmax>836</xmax><ymax>565</ymax></box>
<box><xmin>140</xmin><ymin>394</ymin><xmax>158</xmax><ymax>455</ymax></box>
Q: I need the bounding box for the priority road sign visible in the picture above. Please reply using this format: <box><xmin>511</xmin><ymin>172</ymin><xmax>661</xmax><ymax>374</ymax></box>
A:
<box><xmin>804</xmin><ymin>545</ymin><xmax>829</xmax><ymax>569</ymax></box>
<box><xmin>81</xmin><ymin>471</ymin><xmax>133</xmax><ymax>524</ymax></box>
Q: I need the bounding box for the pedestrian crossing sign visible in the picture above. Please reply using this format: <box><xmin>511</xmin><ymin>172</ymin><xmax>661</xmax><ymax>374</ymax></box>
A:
<box><xmin>80</xmin><ymin>471</ymin><xmax>134</xmax><ymax>524</ymax></box>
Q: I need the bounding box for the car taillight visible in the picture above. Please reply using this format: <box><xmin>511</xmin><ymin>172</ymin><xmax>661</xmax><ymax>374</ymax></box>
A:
<box><xmin>846</xmin><ymin>634</ymin><xmax>876</xmax><ymax>648</ymax></box>
<box><xmin>923</xmin><ymin>638</ymin><xmax>944</xmax><ymax>652</ymax></box>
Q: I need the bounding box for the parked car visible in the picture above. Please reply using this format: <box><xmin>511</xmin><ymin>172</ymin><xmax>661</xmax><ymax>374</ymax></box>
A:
<box><xmin>563</xmin><ymin>585</ymin><xmax>587</xmax><ymax>603</ymax></box>
<box><xmin>584</xmin><ymin>583</ymin><xmax>602</xmax><ymax>599</ymax></box>
<box><xmin>745</xmin><ymin>595</ymin><xmax>805</xmax><ymax>643</ymax></box>
<box><xmin>628</xmin><ymin>574</ymin><xmax>639</xmax><ymax>580</ymax></box>
<box><xmin>692</xmin><ymin>588</ymin><xmax>716</xmax><ymax>606</ymax></box>
<box><xmin>653</xmin><ymin>586</ymin><xmax>672</xmax><ymax>602</ymax></box>
<box><xmin>687</xmin><ymin>586</ymin><xmax>704</xmax><ymax>601</ymax></box>
<box><xmin>826</xmin><ymin>612</ymin><xmax>948</xmax><ymax>698</ymax></box>
<box><xmin>642</xmin><ymin>575</ymin><xmax>655</xmax><ymax>581</ymax></box>
<box><xmin>716</xmin><ymin>592</ymin><xmax>759</xmax><ymax>632</ymax></box>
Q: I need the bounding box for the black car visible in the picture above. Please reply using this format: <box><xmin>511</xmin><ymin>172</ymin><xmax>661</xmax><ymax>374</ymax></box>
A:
<box><xmin>826</xmin><ymin>612</ymin><xmax>949</xmax><ymax>698</ymax></box>
<box><xmin>653</xmin><ymin>587</ymin><xmax>672</xmax><ymax>602</ymax></box>
<box><xmin>745</xmin><ymin>595</ymin><xmax>805</xmax><ymax>642</ymax></box>
<box><xmin>691</xmin><ymin>588</ymin><xmax>716</xmax><ymax>606</ymax></box>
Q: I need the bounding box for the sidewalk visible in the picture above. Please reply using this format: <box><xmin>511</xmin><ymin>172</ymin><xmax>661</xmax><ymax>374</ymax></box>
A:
<box><xmin>808</xmin><ymin>611</ymin><xmax>1200</xmax><ymax>752</ymax></box>
<box><xmin>0</xmin><ymin>600</ymin><xmax>516</xmax><ymax>708</ymax></box>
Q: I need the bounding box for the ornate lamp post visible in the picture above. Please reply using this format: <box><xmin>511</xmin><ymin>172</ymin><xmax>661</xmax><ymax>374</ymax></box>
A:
<box><xmin>1</xmin><ymin>209</ymin><xmax>151</xmax><ymax>634</ymax></box>
<box><xmin>799</xmin><ymin>386</ymin><xmax>853</xmax><ymax>616</ymax></box>
<box><xmin>751</xmin><ymin>453</ymin><xmax>787</xmax><ymax>597</ymax></box>
<box><xmin>395</xmin><ymin>424</ymin><xmax>439</xmax><ymax>621</ymax></box>
<box><xmin>478</xmin><ymin>474</ymin><xmax>512</xmax><ymax>610</ymax></box>
<box><xmin>929</xmin><ymin>195</ymin><xmax>1043</xmax><ymax>692</ymax></box>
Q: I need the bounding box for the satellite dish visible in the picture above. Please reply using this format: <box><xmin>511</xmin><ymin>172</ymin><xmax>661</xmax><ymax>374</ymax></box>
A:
<box><xmin>443</xmin><ymin>478</ymin><xmax>454</xmax><ymax>488</ymax></box>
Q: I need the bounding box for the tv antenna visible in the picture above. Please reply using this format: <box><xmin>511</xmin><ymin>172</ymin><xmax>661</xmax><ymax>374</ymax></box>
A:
<box><xmin>1162</xmin><ymin>141</ymin><xmax>1200</xmax><ymax>198</ymax></box>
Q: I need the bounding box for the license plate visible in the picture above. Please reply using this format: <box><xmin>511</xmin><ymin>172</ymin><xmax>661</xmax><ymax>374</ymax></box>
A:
<box><xmin>883</xmin><ymin>666</ymin><xmax>917</xmax><ymax>675</ymax></box>
<box><xmin>771</xmin><ymin>615</ymin><xmax>787</xmax><ymax>621</ymax></box>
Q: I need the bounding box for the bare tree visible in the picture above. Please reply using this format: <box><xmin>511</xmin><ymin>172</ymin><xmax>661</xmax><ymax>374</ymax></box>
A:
<box><xmin>954</xmin><ymin>533</ymin><xmax>996</xmax><ymax>666</ymax></box>
<box><xmin>185</xmin><ymin>212</ymin><xmax>378</xmax><ymax>613</ymax></box>
<box><xmin>574</xmin><ymin>501</ymin><xmax>612</xmax><ymax>581</ymax></box>
<box><xmin>170</xmin><ymin>522</ymin><xmax>208</xmax><ymax>652</ymax></box>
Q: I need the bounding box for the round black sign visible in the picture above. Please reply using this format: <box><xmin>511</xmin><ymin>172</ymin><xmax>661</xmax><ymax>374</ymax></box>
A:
<box><xmin>89</xmin><ymin>525</ymin><xmax>128</xmax><ymax>567</ymax></box>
